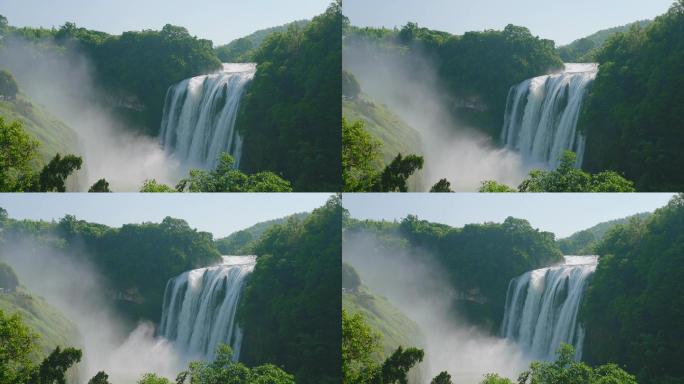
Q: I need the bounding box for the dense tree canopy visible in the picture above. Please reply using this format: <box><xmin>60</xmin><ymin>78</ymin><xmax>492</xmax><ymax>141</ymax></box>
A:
<box><xmin>345</xmin><ymin>22</ymin><xmax>563</xmax><ymax>137</ymax></box>
<box><xmin>0</xmin><ymin>261</ymin><xmax>19</xmax><ymax>291</ymax></box>
<box><xmin>582</xmin><ymin>194</ymin><xmax>684</xmax><ymax>384</ymax></box>
<box><xmin>346</xmin><ymin>215</ymin><xmax>562</xmax><ymax>329</ymax></box>
<box><xmin>238</xmin><ymin>196</ymin><xmax>342</xmax><ymax>384</ymax></box>
<box><xmin>581</xmin><ymin>1</ymin><xmax>684</xmax><ymax>191</ymax></box>
<box><xmin>238</xmin><ymin>2</ymin><xmax>342</xmax><ymax>191</ymax></box>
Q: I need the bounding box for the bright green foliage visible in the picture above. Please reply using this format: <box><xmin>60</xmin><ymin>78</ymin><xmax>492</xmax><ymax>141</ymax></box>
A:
<box><xmin>342</xmin><ymin>117</ymin><xmax>382</xmax><ymax>192</ymax></box>
<box><xmin>518</xmin><ymin>152</ymin><xmax>634</xmax><ymax>192</ymax></box>
<box><xmin>0</xmin><ymin>69</ymin><xmax>18</xmax><ymax>99</ymax></box>
<box><xmin>514</xmin><ymin>344</ymin><xmax>636</xmax><ymax>384</ymax></box>
<box><xmin>139</xmin><ymin>179</ymin><xmax>176</xmax><ymax>192</ymax></box>
<box><xmin>429</xmin><ymin>179</ymin><xmax>453</xmax><ymax>192</ymax></box>
<box><xmin>581</xmin><ymin>1</ymin><xmax>684</xmax><ymax>191</ymax></box>
<box><xmin>431</xmin><ymin>371</ymin><xmax>453</xmax><ymax>384</ymax></box>
<box><xmin>582</xmin><ymin>194</ymin><xmax>684</xmax><ymax>384</ymax></box>
<box><xmin>342</xmin><ymin>309</ymin><xmax>423</xmax><ymax>384</ymax></box>
<box><xmin>238</xmin><ymin>196</ymin><xmax>341</xmax><ymax>384</ymax></box>
<box><xmin>478</xmin><ymin>180</ymin><xmax>516</xmax><ymax>192</ymax></box>
<box><xmin>0</xmin><ymin>309</ymin><xmax>36</xmax><ymax>384</ymax></box>
<box><xmin>0</xmin><ymin>117</ymin><xmax>39</xmax><ymax>192</ymax></box>
<box><xmin>238</xmin><ymin>2</ymin><xmax>342</xmax><ymax>191</ymax></box>
<box><xmin>342</xmin><ymin>309</ymin><xmax>381</xmax><ymax>384</ymax></box>
<box><xmin>481</xmin><ymin>152</ymin><xmax>635</xmax><ymax>192</ymax></box>
<box><xmin>177</xmin><ymin>154</ymin><xmax>292</xmax><ymax>192</ymax></box>
<box><xmin>137</xmin><ymin>373</ymin><xmax>171</xmax><ymax>384</ymax></box>
<box><xmin>0</xmin><ymin>261</ymin><xmax>19</xmax><ymax>291</ymax></box>
<box><xmin>88</xmin><ymin>179</ymin><xmax>111</xmax><ymax>192</ymax></box>
<box><xmin>36</xmin><ymin>154</ymin><xmax>82</xmax><ymax>192</ymax></box>
<box><xmin>171</xmin><ymin>345</ymin><xmax>294</xmax><ymax>384</ymax></box>
<box><xmin>88</xmin><ymin>371</ymin><xmax>111</xmax><ymax>384</ymax></box>
<box><xmin>479</xmin><ymin>373</ymin><xmax>513</xmax><ymax>384</ymax></box>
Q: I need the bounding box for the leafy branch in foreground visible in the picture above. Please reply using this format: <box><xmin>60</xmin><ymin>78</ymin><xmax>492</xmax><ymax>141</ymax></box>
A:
<box><xmin>140</xmin><ymin>153</ymin><xmax>292</xmax><ymax>192</ymax></box>
<box><xmin>480</xmin><ymin>151</ymin><xmax>635</xmax><ymax>192</ymax></box>
<box><xmin>343</xmin><ymin>117</ymin><xmax>450</xmax><ymax>192</ymax></box>
<box><xmin>0</xmin><ymin>117</ymin><xmax>84</xmax><ymax>192</ymax></box>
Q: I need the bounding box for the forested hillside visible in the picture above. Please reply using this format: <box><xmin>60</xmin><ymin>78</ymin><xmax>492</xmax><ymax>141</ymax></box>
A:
<box><xmin>215</xmin><ymin>20</ymin><xmax>310</xmax><ymax>62</ymax></box>
<box><xmin>344</xmin><ymin>216</ymin><xmax>562</xmax><ymax>330</ymax></box>
<box><xmin>344</xmin><ymin>22</ymin><xmax>563</xmax><ymax>138</ymax></box>
<box><xmin>0</xmin><ymin>209</ymin><xmax>220</xmax><ymax>323</ymax></box>
<box><xmin>0</xmin><ymin>19</ymin><xmax>221</xmax><ymax>134</ymax></box>
<box><xmin>214</xmin><ymin>212</ymin><xmax>309</xmax><ymax>254</ymax></box>
<box><xmin>238</xmin><ymin>2</ymin><xmax>342</xmax><ymax>191</ymax></box>
<box><xmin>238</xmin><ymin>196</ymin><xmax>342</xmax><ymax>384</ymax></box>
<box><xmin>557</xmin><ymin>19</ymin><xmax>652</xmax><ymax>62</ymax></box>
<box><xmin>557</xmin><ymin>212</ymin><xmax>652</xmax><ymax>255</ymax></box>
<box><xmin>582</xmin><ymin>194</ymin><xmax>684</xmax><ymax>384</ymax></box>
<box><xmin>580</xmin><ymin>1</ymin><xmax>684</xmax><ymax>191</ymax></box>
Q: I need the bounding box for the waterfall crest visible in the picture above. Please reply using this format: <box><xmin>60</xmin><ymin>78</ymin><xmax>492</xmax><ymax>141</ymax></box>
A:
<box><xmin>500</xmin><ymin>256</ymin><xmax>597</xmax><ymax>361</ymax></box>
<box><xmin>159</xmin><ymin>63</ymin><xmax>256</xmax><ymax>170</ymax></box>
<box><xmin>158</xmin><ymin>255</ymin><xmax>256</xmax><ymax>361</ymax></box>
<box><xmin>500</xmin><ymin>63</ymin><xmax>597</xmax><ymax>169</ymax></box>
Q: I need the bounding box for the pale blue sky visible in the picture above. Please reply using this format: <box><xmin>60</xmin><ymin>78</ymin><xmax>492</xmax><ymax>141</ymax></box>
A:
<box><xmin>0</xmin><ymin>193</ymin><xmax>332</xmax><ymax>238</ymax></box>
<box><xmin>343</xmin><ymin>193</ymin><xmax>675</xmax><ymax>238</ymax></box>
<box><xmin>344</xmin><ymin>0</ymin><xmax>674</xmax><ymax>45</ymax></box>
<box><xmin>1</xmin><ymin>0</ymin><xmax>330</xmax><ymax>45</ymax></box>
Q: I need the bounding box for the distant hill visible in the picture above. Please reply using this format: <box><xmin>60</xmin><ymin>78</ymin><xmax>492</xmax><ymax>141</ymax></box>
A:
<box><xmin>557</xmin><ymin>212</ymin><xmax>652</xmax><ymax>255</ymax></box>
<box><xmin>557</xmin><ymin>19</ymin><xmax>652</xmax><ymax>62</ymax></box>
<box><xmin>215</xmin><ymin>212</ymin><xmax>309</xmax><ymax>254</ymax></box>
<box><xmin>215</xmin><ymin>20</ymin><xmax>310</xmax><ymax>62</ymax></box>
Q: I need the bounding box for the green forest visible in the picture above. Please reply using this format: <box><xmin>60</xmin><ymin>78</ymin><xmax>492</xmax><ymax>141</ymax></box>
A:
<box><xmin>0</xmin><ymin>196</ymin><xmax>342</xmax><ymax>383</ymax></box>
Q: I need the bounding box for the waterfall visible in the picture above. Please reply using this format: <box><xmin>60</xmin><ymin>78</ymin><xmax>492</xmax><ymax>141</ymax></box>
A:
<box><xmin>500</xmin><ymin>256</ymin><xmax>597</xmax><ymax>361</ymax></box>
<box><xmin>500</xmin><ymin>63</ymin><xmax>597</xmax><ymax>169</ymax></box>
<box><xmin>159</xmin><ymin>63</ymin><xmax>256</xmax><ymax>170</ymax></box>
<box><xmin>158</xmin><ymin>255</ymin><xmax>256</xmax><ymax>361</ymax></box>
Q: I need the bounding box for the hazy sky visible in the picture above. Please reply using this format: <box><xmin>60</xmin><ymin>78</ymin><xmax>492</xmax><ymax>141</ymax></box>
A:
<box><xmin>0</xmin><ymin>193</ymin><xmax>332</xmax><ymax>238</ymax></box>
<box><xmin>344</xmin><ymin>0</ymin><xmax>674</xmax><ymax>45</ymax></box>
<box><xmin>1</xmin><ymin>0</ymin><xmax>330</xmax><ymax>45</ymax></box>
<box><xmin>344</xmin><ymin>193</ymin><xmax>675</xmax><ymax>238</ymax></box>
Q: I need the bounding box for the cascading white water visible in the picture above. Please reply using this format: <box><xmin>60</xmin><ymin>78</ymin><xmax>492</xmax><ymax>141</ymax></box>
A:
<box><xmin>500</xmin><ymin>63</ymin><xmax>598</xmax><ymax>169</ymax></box>
<box><xmin>158</xmin><ymin>255</ymin><xmax>256</xmax><ymax>361</ymax></box>
<box><xmin>159</xmin><ymin>63</ymin><xmax>256</xmax><ymax>170</ymax></box>
<box><xmin>500</xmin><ymin>256</ymin><xmax>598</xmax><ymax>361</ymax></box>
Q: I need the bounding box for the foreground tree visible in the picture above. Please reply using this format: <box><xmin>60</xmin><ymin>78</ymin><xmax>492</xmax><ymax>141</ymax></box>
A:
<box><xmin>479</xmin><ymin>344</ymin><xmax>637</xmax><ymax>384</ymax></box>
<box><xmin>166</xmin><ymin>345</ymin><xmax>294</xmax><ymax>384</ymax></box>
<box><xmin>480</xmin><ymin>151</ymin><xmax>635</xmax><ymax>192</ymax></box>
<box><xmin>37</xmin><ymin>154</ymin><xmax>83</xmax><ymax>192</ymax></box>
<box><xmin>342</xmin><ymin>309</ymin><xmax>425</xmax><ymax>384</ymax></box>
<box><xmin>343</xmin><ymin>118</ymin><xmax>427</xmax><ymax>192</ymax></box>
<box><xmin>88</xmin><ymin>179</ymin><xmax>111</xmax><ymax>192</ymax></box>
<box><xmin>141</xmin><ymin>153</ymin><xmax>292</xmax><ymax>192</ymax></box>
<box><xmin>0</xmin><ymin>118</ymin><xmax>84</xmax><ymax>192</ymax></box>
